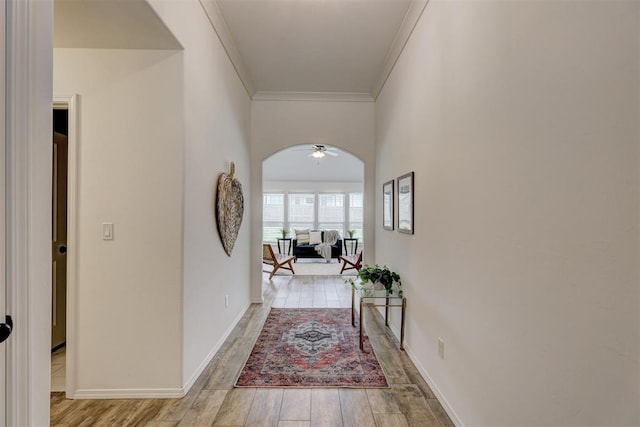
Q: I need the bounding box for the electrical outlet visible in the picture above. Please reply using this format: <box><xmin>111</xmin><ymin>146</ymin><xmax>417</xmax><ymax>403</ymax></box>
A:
<box><xmin>438</xmin><ymin>338</ymin><xmax>445</xmax><ymax>359</ymax></box>
<box><xmin>225</xmin><ymin>294</ymin><xmax>229</xmax><ymax>308</ymax></box>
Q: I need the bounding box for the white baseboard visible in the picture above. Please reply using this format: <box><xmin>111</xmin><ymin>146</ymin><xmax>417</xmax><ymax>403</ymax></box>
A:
<box><xmin>404</xmin><ymin>344</ymin><xmax>464</xmax><ymax>427</ymax></box>
<box><xmin>182</xmin><ymin>301</ymin><xmax>252</xmax><ymax>393</ymax></box>
<box><xmin>72</xmin><ymin>388</ymin><xmax>184</xmax><ymax>399</ymax></box>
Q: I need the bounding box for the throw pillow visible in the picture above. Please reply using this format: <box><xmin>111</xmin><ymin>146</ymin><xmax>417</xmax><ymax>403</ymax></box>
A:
<box><xmin>309</xmin><ymin>231</ymin><xmax>322</xmax><ymax>245</ymax></box>
<box><xmin>295</xmin><ymin>229</ymin><xmax>310</xmax><ymax>245</ymax></box>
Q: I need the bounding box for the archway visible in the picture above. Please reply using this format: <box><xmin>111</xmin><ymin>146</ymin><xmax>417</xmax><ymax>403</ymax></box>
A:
<box><xmin>261</xmin><ymin>144</ymin><xmax>364</xmax><ymax>278</ymax></box>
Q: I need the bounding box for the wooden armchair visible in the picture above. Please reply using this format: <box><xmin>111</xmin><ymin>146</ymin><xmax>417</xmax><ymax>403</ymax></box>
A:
<box><xmin>263</xmin><ymin>244</ymin><xmax>295</xmax><ymax>280</ymax></box>
<box><xmin>339</xmin><ymin>251</ymin><xmax>362</xmax><ymax>274</ymax></box>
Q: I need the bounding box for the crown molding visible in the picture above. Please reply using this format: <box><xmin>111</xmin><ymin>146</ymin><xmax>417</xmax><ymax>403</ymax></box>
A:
<box><xmin>252</xmin><ymin>91</ymin><xmax>374</xmax><ymax>103</ymax></box>
<box><xmin>371</xmin><ymin>0</ymin><xmax>429</xmax><ymax>100</ymax></box>
<box><xmin>199</xmin><ymin>0</ymin><xmax>255</xmax><ymax>98</ymax></box>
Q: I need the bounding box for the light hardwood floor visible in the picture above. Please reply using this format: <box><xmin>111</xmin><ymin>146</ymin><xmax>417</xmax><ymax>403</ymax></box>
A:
<box><xmin>51</xmin><ymin>274</ymin><xmax>453</xmax><ymax>426</ymax></box>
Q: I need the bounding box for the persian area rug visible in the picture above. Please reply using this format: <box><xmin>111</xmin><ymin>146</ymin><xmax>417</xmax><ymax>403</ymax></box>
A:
<box><xmin>235</xmin><ymin>308</ymin><xmax>388</xmax><ymax>388</ymax></box>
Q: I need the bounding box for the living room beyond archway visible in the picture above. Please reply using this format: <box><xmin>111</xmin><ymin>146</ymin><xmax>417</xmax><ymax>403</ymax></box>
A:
<box><xmin>262</xmin><ymin>144</ymin><xmax>364</xmax><ymax>276</ymax></box>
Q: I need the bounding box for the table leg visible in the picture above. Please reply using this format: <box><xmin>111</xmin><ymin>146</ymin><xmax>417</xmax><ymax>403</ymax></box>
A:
<box><xmin>359</xmin><ymin>298</ymin><xmax>364</xmax><ymax>351</ymax></box>
<box><xmin>385</xmin><ymin>296</ymin><xmax>390</xmax><ymax>327</ymax></box>
<box><xmin>400</xmin><ymin>298</ymin><xmax>406</xmax><ymax>351</ymax></box>
<box><xmin>351</xmin><ymin>287</ymin><xmax>355</xmax><ymax>327</ymax></box>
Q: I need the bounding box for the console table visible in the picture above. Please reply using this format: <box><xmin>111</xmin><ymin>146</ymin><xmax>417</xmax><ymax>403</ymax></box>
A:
<box><xmin>351</xmin><ymin>286</ymin><xmax>406</xmax><ymax>351</ymax></box>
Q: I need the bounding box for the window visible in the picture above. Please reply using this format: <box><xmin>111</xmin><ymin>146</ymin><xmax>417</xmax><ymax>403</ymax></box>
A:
<box><xmin>288</xmin><ymin>193</ymin><xmax>315</xmax><ymax>231</ymax></box>
<box><xmin>318</xmin><ymin>193</ymin><xmax>345</xmax><ymax>236</ymax></box>
<box><xmin>263</xmin><ymin>193</ymin><xmax>284</xmax><ymax>242</ymax></box>
<box><xmin>262</xmin><ymin>191</ymin><xmax>364</xmax><ymax>241</ymax></box>
<box><xmin>348</xmin><ymin>193</ymin><xmax>363</xmax><ymax>240</ymax></box>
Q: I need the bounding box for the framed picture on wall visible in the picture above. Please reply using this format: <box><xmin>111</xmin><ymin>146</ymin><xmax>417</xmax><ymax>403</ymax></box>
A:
<box><xmin>397</xmin><ymin>172</ymin><xmax>414</xmax><ymax>234</ymax></box>
<box><xmin>383</xmin><ymin>180</ymin><xmax>394</xmax><ymax>230</ymax></box>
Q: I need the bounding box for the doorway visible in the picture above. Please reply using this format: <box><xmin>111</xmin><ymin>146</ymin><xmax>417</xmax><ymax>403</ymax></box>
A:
<box><xmin>51</xmin><ymin>95</ymin><xmax>77</xmax><ymax>397</ymax></box>
<box><xmin>51</xmin><ymin>106</ymin><xmax>68</xmax><ymax>392</ymax></box>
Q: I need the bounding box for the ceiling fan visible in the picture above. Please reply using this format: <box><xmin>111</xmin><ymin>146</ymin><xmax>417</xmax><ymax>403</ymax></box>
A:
<box><xmin>306</xmin><ymin>144</ymin><xmax>339</xmax><ymax>158</ymax></box>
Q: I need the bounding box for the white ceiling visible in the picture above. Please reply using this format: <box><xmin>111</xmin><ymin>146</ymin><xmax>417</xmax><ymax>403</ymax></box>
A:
<box><xmin>54</xmin><ymin>0</ymin><xmax>181</xmax><ymax>50</ymax></box>
<box><xmin>54</xmin><ymin>0</ymin><xmax>428</xmax><ymax>97</ymax></box>
<box><xmin>204</xmin><ymin>0</ymin><xmax>428</xmax><ymax>99</ymax></box>
<box><xmin>263</xmin><ymin>145</ymin><xmax>363</xmax><ymax>183</ymax></box>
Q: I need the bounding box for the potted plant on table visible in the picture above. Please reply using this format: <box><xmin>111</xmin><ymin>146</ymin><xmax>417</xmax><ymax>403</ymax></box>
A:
<box><xmin>346</xmin><ymin>264</ymin><xmax>403</xmax><ymax>297</ymax></box>
<box><xmin>280</xmin><ymin>228</ymin><xmax>289</xmax><ymax>239</ymax></box>
<box><xmin>347</xmin><ymin>229</ymin><xmax>356</xmax><ymax>238</ymax></box>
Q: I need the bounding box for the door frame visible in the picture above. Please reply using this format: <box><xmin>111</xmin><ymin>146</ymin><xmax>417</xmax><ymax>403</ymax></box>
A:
<box><xmin>53</xmin><ymin>95</ymin><xmax>78</xmax><ymax>398</ymax></box>
<box><xmin>5</xmin><ymin>0</ymin><xmax>54</xmax><ymax>425</ymax></box>
<box><xmin>1</xmin><ymin>0</ymin><xmax>7</xmax><ymax>425</ymax></box>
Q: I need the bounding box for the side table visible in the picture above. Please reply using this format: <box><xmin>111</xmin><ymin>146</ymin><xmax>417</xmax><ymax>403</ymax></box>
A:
<box><xmin>351</xmin><ymin>286</ymin><xmax>406</xmax><ymax>351</ymax></box>
<box><xmin>277</xmin><ymin>237</ymin><xmax>292</xmax><ymax>255</ymax></box>
<box><xmin>343</xmin><ymin>238</ymin><xmax>358</xmax><ymax>256</ymax></box>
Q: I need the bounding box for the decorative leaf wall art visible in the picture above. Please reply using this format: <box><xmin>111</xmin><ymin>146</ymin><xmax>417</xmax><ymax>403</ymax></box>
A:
<box><xmin>216</xmin><ymin>162</ymin><xmax>244</xmax><ymax>256</ymax></box>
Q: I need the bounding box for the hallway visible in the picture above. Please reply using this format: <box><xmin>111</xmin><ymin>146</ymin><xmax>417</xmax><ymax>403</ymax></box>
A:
<box><xmin>50</xmin><ymin>275</ymin><xmax>452</xmax><ymax>426</ymax></box>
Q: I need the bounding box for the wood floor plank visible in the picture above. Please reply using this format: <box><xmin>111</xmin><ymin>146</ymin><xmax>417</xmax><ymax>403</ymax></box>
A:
<box><xmin>391</xmin><ymin>384</ymin><xmax>440</xmax><ymax>427</ymax></box>
<box><xmin>427</xmin><ymin>398</ymin><xmax>454</xmax><ymax>426</ymax></box>
<box><xmin>245</xmin><ymin>388</ymin><xmax>284</xmax><ymax>427</ymax></box>
<box><xmin>51</xmin><ymin>399</ymin><xmax>96</xmax><ymax>426</ymax></box>
<box><xmin>373</xmin><ymin>413</ymin><xmax>411</xmax><ymax>427</ymax></box>
<box><xmin>92</xmin><ymin>400</ymin><xmax>136</xmax><ymax>426</ymax></box>
<box><xmin>339</xmin><ymin>389</ymin><xmax>375</xmax><ymax>427</ymax></box>
<box><xmin>310</xmin><ymin>389</ymin><xmax>343</xmax><ymax>427</ymax></box>
<box><xmin>212</xmin><ymin>387</ymin><xmax>256</xmax><ymax>426</ymax></box>
<box><xmin>366</xmin><ymin>388</ymin><xmax>402</xmax><ymax>414</ymax></box>
<box><xmin>360</xmin><ymin>305</ymin><xmax>388</xmax><ymax>336</ymax></box>
<box><xmin>204</xmin><ymin>336</ymin><xmax>255</xmax><ymax>389</ymax></box>
<box><xmin>178</xmin><ymin>389</ymin><xmax>228</xmax><ymax>426</ymax></box>
<box><xmin>119</xmin><ymin>399</ymin><xmax>166</xmax><ymax>426</ymax></box>
<box><xmin>368</xmin><ymin>334</ymin><xmax>410</xmax><ymax>384</ymax></box>
<box><xmin>75</xmin><ymin>400</ymin><xmax>116</xmax><ymax>426</ymax></box>
<box><xmin>278</xmin><ymin>421</ymin><xmax>311</xmax><ymax>427</ymax></box>
<box><xmin>241</xmin><ymin>305</ymin><xmax>272</xmax><ymax>338</ymax></box>
<box><xmin>50</xmin><ymin>394</ymin><xmax>79</xmax><ymax>424</ymax></box>
<box><xmin>153</xmin><ymin>395</ymin><xmax>199</xmax><ymax>423</ymax></box>
<box><xmin>280</xmin><ymin>389</ymin><xmax>311</xmax><ymax>421</ymax></box>
<box><xmin>397</xmin><ymin>350</ymin><xmax>437</xmax><ymax>399</ymax></box>
<box><xmin>144</xmin><ymin>422</ymin><xmax>179</xmax><ymax>427</ymax></box>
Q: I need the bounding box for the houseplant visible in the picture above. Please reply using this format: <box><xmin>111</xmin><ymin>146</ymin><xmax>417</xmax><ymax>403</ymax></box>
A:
<box><xmin>280</xmin><ymin>228</ymin><xmax>289</xmax><ymax>239</ymax></box>
<box><xmin>346</xmin><ymin>264</ymin><xmax>402</xmax><ymax>297</ymax></box>
<box><xmin>347</xmin><ymin>229</ymin><xmax>355</xmax><ymax>238</ymax></box>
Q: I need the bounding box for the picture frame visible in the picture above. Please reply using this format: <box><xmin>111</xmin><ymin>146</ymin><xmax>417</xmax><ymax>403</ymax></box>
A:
<box><xmin>397</xmin><ymin>172</ymin><xmax>414</xmax><ymax>234</ymax></box>
<box><xmin>383</xmin><ymin>180</ymin><xmax>394</xmax><ymax>230</ymax></box>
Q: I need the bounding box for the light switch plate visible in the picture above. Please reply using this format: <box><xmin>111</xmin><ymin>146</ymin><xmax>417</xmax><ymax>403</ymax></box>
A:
<box><xmin>102</xmin><ymin>223</ymin><xmax>114</xmax><ymax>240</ymax></box>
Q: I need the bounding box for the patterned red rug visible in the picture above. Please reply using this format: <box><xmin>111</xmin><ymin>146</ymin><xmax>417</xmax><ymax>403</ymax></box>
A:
<box><xmin>235</xmin><ymin>308</ymin><xmax>388</xmax><ymax>388</ymax></box>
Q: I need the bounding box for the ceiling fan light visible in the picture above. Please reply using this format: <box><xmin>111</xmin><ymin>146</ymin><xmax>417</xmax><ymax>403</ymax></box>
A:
<box><xmin>312</xmin><ymin>150</ymin><xmax>325</xmax><ymax>158</ymax></box>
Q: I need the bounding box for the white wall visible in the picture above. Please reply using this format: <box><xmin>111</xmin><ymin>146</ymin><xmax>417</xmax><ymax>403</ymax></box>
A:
<box><xmin>54</xmin><ymin>49</ymin><xmax>184</xmax><ymax>396</ymax></box>
<box><xmin>264</xmin><ymin>181</ymin><xmax>363</xmax><ymax>193</ymax></box>
<box><xmin>375</xmin><ymin>1</ymin><xmax>639</xmax><ymax>426</ymax></box>
<box><xmin>250</xmin><ymin>99</ymin><xmax>375</xmax><ymax>301</ymax></box>
<box><xmin>148</xmin><ymin>0</ymin><xmax>252</xmax><ymax>388</ymax></box>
